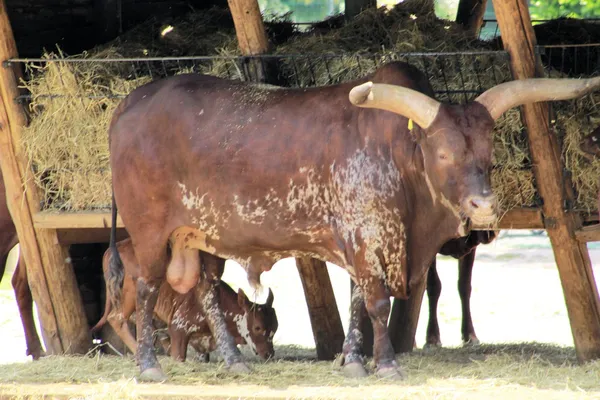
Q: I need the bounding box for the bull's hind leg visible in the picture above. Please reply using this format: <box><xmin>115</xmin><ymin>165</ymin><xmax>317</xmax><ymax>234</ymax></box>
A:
<box><xmin>341</xmin><ymin>283</ymin><xmax>368</xmax><ymax>378</ymax></box>
<box><xmin>133</xmin><ymin>241</ymin><xmax>169</xmax><ymax>382</ymax></box>
<box><xmin>458</xmin><ymin>249</ymin><xmax>479</xmax><ymax>346</ymax></box>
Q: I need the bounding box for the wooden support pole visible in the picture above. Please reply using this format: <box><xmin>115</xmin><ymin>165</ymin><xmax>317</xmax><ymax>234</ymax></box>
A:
<box><xmin>296</xmin><ymin>258</ymin><xmax>345</xmax><ymax>360</ymax></box>
<box><xmin>492</xmin><ymin>0</ymin><xmax>600</xmax><ymax>362</ymax></box>
<box><xmin>0</xmin><ymin>0</ymin><xmax>90</xmax><ymax>355</ymax></box>
<box><xmin>344</xmin><ymin>0</ymin><xmax>376</xmax><ymax>19</ymax></box>
<box><xmin>456</xmin><ymin>0</ymin><xmax>487</xmax><ymax>37</ymax></box>
<box><xmin>227</xmin><ymin>0</ymin><xmax>271</xmax><ymax>83</ymax></box>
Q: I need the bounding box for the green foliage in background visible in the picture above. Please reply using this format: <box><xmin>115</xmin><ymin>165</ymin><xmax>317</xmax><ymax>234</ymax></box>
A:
<box><xmin>530</xmin><ymin>0</ymin><xmax>600</xmax><ymax>19</ymax></box>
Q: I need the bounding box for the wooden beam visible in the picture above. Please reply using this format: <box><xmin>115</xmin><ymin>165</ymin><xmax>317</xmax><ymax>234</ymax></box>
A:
<box><xmin>33</xmin><ymin>211</ymin><xmax>124</xmax><ymax>229</ymax></box>
<box><xmin>57</xmin><ymin>228</ymin><xmax>129</xmax><ymax>245</ymax></box>
<box><xmin>456</xmin><ymin>0</ymin><xmax>487</xmax><ymax>37</ymax></box>
<box><xmin>296</xmin><ymin>257</ymin><xmax>345</xmax><ymax>360</ymax></box>
<box><xmin>30</xmin><ymin>207</ymin><xmax>544</xmax><ymax>230</ymax></box>
<box><xmin>492</xmin><ymin>0</ymin><xmax>600</xmax><ymax>362</ymax></box>
<box><xmin>344</xmin><ymin>0</ymin><xmax>376</xmax><ymax>19</ymax></box>
<box><xmin>0</xmin><ymin>0</ymin><xmax>90</xmax><ymax>355</ymax></box>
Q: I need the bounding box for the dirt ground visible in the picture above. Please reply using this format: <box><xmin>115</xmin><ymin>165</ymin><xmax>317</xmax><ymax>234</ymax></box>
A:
<box><xmin>2</xmin><ymin>231</ymin><xmax>600</xmax><ymax>399</ymax></box>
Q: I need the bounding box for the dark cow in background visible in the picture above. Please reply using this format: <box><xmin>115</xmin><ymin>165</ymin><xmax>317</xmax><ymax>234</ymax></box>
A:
<box><xmin>425</xmin><ymin>230</ymin><xmax>496</xmax><ymax>348</ymax></box>
<box><xmin>92</xmin><ymin>238</ymin><xmax>278</xmax><ymax>362</ymax></box>
<box><xmin>108</xmin><ymin>59</ymin><xmax>600</xmax><ymax>381</ymax></box>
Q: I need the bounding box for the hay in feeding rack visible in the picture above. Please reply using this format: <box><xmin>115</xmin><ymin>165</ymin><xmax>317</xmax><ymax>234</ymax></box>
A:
<box><xmin>18</xmin><ymin>0</ymin><xmax>600</xmax><ymax>214</ymax></box>
<box><xmin>21</xmin><ymin>51</ymin><xmax>151</xmax><ymax>210</ymax></box>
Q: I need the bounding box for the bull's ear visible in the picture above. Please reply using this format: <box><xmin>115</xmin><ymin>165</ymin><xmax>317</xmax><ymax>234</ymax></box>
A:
<box><xmin>266</xmin><ymin>288</ymin><xmax>274</xmax><ymax>307</ymax></box>
<box><xmin>238</xmin><ymin>288</ymin><xmax>249</xmax><ymax>310</ymax></box>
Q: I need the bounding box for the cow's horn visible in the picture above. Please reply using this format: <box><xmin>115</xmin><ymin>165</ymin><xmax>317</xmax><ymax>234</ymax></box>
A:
<box><xmin>349</xmin><ymin>82</ymin><xmax>441</xmax><ymax>130</ymax></box>
<box><xmin>266</xmin><ymin>288</ymin><xmax>274</xmax><ymax>307</ymax></box>
<box><xmin>475</xmin><ymin>77</ymin><xmax>600</xmax><ymax>121</ymax></box>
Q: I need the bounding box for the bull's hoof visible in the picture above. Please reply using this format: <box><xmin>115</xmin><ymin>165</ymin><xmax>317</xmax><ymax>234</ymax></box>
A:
<box><xmin>139</xmin><ymin>367</ymin><xmax>168</xmax><ymax>382</ymax></box>
<box><xmin>464</xmin><ymin>337</ymin><xmax>481</xmax><ymax>347</ymax></box>
<box><xmin>30</xmin><ymin>351</ymin><xmax>47</xmax><ymax>361</ymax></box>
<box><xmin>376</xmin><ymin>365</ymin><xmax>406</xmax><ymax>380</ymax></box>
<box><xmin>332</xmin><ymin>353</ymin><xmax>345</xmax><ymax>369</ymax></box>
<box><xmin>423</xmin><ymin>342</ymin><xmax>442</xmax><ymax>352</ymax></box>
<box><xmin>342</xmin><ymin>362</ymin><xmax>368</xmax><ymax>378</ymax></box>
<box><xmin>229</xmin><ymin>362</ymin><xmax>251</xmax><ymax>374</ymax></box>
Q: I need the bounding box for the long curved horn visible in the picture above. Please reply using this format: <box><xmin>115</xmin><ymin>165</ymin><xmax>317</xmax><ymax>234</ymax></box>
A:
<box><xmin>475</xmin><ymin>77</ymin><xmax>600</xmax><ymax>121</ymax></box>
<box><xmin>266</xmin><ymin>288</ymin><xmax>274</xmax><ymax>307</ymax></box>
<box><xmin>349</xmin><ymin>82</ymin><xmax>441</xmax><ymax>130</ymax></box>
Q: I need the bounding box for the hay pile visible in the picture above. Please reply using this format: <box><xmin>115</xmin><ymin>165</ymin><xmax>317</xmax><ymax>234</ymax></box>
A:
<box><xmin>19</xmin><ymin>1</ymin><xmax>600</xmax><ymax>213</ymax></box>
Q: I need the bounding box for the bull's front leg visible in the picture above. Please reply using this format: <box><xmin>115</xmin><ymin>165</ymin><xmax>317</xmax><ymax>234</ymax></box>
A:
<box><xmin>136</xmin><ymin>278</ymin><xmax>166</xmax><ymax>382</ymax></box>
<box><xmin>196</xmin><ymin>279</ymin><xmax>249</xmax><ymax>373</ymax></box>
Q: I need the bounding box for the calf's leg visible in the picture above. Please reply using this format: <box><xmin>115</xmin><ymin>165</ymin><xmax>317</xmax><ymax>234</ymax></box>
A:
<box><xmin>12</xmin><ymin>253</ymin><xmax>46</xmax><ymax>359</ymax></box>
<box><xmin>458</xmin><ymin>249</ymin><xmax>479</xmax><ymax>345</ymax></box>
<box><xmin>425</xmin><ymin>259</ymin><xmax>442</xmax><ymax>348</ymax></box>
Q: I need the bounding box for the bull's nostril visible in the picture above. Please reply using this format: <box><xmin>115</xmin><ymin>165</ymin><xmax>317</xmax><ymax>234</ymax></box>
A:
<box><xmin>470</xmin><ymin>200</ymin><xmax>479</xmax><ymax>209</ymax></box>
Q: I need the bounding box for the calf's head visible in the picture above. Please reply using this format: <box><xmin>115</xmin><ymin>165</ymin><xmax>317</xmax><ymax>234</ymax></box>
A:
<box><xmin>235</xmin><ymin>288</ymin><xmax>278</xmax><ymax>360</ymax></box>
<box><xmin>579</xmin><ymin>126</ymin><xmax>600</xmax><ymax>161</ymax></box>
<box><xmin>349</xmin><ymin>76</ymin><xmax>600</xmax><ymax>228</ymax></box>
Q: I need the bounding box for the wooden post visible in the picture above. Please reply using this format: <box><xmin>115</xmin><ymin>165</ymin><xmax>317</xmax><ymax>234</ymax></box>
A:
<box><xmin>493</xmin><ymin>0</ymin><xmax>600</xmax><ymax>362</ymax></box>
<box><xmin>456</xmin><ymin>0</ymin><xmax>487</xmax><ymax>37</ymax></box>
<box><xmin>227</xmin><ymin>0</ymin><xmax>271</xmax><ymax>83</ymax></box>
<box><xmin>344</xmin><ymin>0</ymin><xmax>376</xmax><ymax>19</ymax></box>
<box><xmin>296</xmin><ymin>258</ymin><xmax>345</xmax><ymax>360</ymax></box>
<box><xmin>93</xmin><ymin>0</ymin><xmax>122</xmax><ymax>43</ymax></box>
<box><xmin>0</xmin><ymin>0</ymin><xmax>90</xmax><ymax>355</ymax></box>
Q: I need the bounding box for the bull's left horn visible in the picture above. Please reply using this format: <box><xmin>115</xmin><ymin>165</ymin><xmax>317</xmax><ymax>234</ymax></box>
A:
<box><xmin>349</xmin><ymin>82</ymin><xmax>441</xmax><ymax>130</ymax></box>
<box><xmin>475</xmin><ymin>77</ymin><xmax>600</xmax><ymax>121</ymax></box>
<box><xmin>266</xmin><ymin>288</ymin><xmax>274</xmax><ymax>307</ymax></box>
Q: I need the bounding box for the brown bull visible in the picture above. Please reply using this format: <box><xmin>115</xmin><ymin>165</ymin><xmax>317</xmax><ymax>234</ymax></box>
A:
<box><xmin>425</xmin><ymin>230</ymin><xmax>496</xmax><ymax>348</ymax></box>
<box><xmin>108</xmin><ymin>60</ymin><xmax>600</xmax><ymax>380</ymax></box>
<box><xmin>93</xmin><ymin>238</ymin><xmax>278</xmax><ymax>362</ymax></box>
<box><xmin>0</xmin><ymin>171</ymin><xmax>45</xmax><ymax>360</ymax></box>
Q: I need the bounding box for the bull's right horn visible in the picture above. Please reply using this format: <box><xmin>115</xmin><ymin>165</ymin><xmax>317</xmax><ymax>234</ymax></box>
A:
<box><xmin>349</xmin><ymin>82</ymin><xmax>441</xmax><ymax>130</ymax></box>
<box><xmin>475</xmin><ymin>76</ymin><xmax>600</xmax><ymax>121</ymax></box>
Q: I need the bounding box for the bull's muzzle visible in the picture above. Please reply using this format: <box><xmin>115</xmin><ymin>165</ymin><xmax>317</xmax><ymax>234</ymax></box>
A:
<box><xmin>464</xmin><ymin>195</ymin><xmax>498</xmax><ymax>226</ymax></box>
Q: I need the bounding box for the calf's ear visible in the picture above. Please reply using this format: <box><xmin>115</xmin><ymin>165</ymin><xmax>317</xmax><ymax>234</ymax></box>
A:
<box><xmin>238</xmin><ymin>288</ymin><xmax>249</xmax><ymax>310</ymax></box>
<box><xmin>266</xmin><ymin>288</ymin><xmax>274</xmax><ymax>307</ymax></box>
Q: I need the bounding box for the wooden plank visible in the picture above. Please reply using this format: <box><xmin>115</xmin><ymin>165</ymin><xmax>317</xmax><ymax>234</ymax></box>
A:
<box><xmin>575</xmin><ymin>224</ymin><xmax>600</xmax><ymax>243</ymax></box>
<box><xmin>57</xmin><ymin>228</ymin><xmax>129</xmax><ymax>245</ymax></box>
<box><xmin>492</xmin><ymin>0</ymin><xmax>600</xmax><ymax>362</ymax></box>
<box><xmin>31</xmin><ymin>206</ymin><xmax>544</xmax><ymax>230</ymax></box>
<box><xmin>456</xmin><ymin>0</ymin><xmax>487</xmax><ymax>36</ymax></box>
<box><xmin>344</xmin><ymin>0</ymin><xmax>376</xmax><ymax>19</ymax></box>
<box><xmin>33</xmin><ymin>211</ymin><xmax>124</xmax><ymax>229</ymax></box>
<box><xmin>0</xmin><ymin>0</ymin><xmax>90</xmax><ymax>355</ymax></box>
<box><xmin>295</xmin><ymin>257</ymin><xmax>345</xmax><ymax>360</ymax></box>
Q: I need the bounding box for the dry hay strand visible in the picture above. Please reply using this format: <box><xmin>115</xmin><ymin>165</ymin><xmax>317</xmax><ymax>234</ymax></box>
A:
<box><xmin>1</xmin><ymin>343</ymin><xmax>600</xmax><ymax>399</ymax></box>
<box><xmin>20</xmin><ymin>51</ymin><xmax>151</xmax><ymax>210</ymax></box>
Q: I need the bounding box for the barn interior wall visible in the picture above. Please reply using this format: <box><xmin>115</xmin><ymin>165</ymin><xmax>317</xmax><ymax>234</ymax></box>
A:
<box><xmin>6</xmin><ymin>0</ymin><xmax>227</xmax><ymax>57</ymax></box>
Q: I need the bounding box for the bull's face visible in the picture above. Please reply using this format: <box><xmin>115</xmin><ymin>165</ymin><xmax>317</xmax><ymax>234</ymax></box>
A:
<box><xmin>418</xmin><ymin>102</ymin><xmax>497</xmax><ymax>227</ymax></box>
<box><xmin>348</xmin><ymin>75</ymin><xmax>600</xmax><ymax>230</ymax></box>
<box><xmin>237</xmin><ymin>288</ymin><xmax>278</xmax><ymax>360</ymax></box>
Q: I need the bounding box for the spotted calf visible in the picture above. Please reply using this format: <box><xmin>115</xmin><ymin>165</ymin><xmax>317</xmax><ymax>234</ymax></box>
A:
<box><xmin>92</xmin><ymin>238</ymin><xmax>278</xmax><ymax>361</ymax></box>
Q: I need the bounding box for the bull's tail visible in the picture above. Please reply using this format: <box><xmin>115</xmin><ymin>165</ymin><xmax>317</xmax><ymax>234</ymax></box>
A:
<box><xmin>108</xmin><ymin>191</ymin><xmax>125</xmax><ymax>309</ymax></box>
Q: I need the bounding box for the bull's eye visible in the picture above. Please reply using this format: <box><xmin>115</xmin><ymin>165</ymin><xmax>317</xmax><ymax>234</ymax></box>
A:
<box><xmin>438</xmin><ymin>152</ymin><xmax>449</xmax><ymax>161</ymax></box>
<box><xmin>254</xmin><ymin>326</ymin><xmax>261</xmax><ymax>332</ymax></box>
